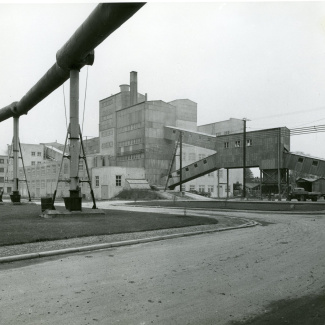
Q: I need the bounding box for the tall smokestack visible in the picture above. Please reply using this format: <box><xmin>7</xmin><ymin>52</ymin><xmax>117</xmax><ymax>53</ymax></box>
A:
<box><xmin>130</xmin><ymin>71</ymin><xmax>138</xmax><ymax>106</ymax></box>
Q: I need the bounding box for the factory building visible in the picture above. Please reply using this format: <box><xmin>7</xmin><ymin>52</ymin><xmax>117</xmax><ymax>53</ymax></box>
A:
<box><xmin>0</xmin><ymin>155</ymin><xmax>9</xmax><ymax>194</ymax></box>
<box><xmin>2</xmin><ymin>71</ymin><xmax>243</xmax><ymax>200</ymax></box>
<box><xmin>93</xmin><ymin>71</ymin><xmax>243</xmax><ymax>198</ymax></box>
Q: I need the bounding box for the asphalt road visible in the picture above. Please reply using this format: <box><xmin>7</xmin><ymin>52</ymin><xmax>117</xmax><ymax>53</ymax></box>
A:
<box><xmin>0</xmin><ymin>209</ymin><xmax>324</xmax><ymax>325</ymax></box>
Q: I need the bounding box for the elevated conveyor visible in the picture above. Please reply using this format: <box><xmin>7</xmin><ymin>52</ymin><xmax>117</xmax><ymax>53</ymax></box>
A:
<box><xmin>284</xmin><ymin>152</ymin><xmax>325</xmax><ymax>177</ymax></box>
<box><xmin>164</xmin><ymin>126</ymin><xmax>216</xmax><ymax>150</ymax></box>
<box><xmin>167</xmin><ymin>153</ymin><xmax>219</xmax><ymax>190</ymax></box>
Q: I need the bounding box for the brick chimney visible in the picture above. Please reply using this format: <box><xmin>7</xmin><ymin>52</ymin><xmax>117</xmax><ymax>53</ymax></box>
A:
<box><xmin>130</xmin><ymin>71</ymin><xmax>138</xmax><ymax>106</ymax></box>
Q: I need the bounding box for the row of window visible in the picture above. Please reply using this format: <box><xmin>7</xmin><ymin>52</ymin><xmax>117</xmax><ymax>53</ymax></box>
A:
<box><xmin>118</xmin><ymin>138</ymin><xmax>142</xmax><ymax>147</ymax></box>
<box><xmin>117</xmin><ymin>122</ymin><xmax>142</xmax><ymax>134</ymax></box>
<box><xmin>31</xmin><ymin>161</ymin><xmax>42</xmax><ymax>166</ymax></box>
<box><xmin>101</xmin><ymin>129</ymin><xmax>114</xmax><ymax>137</ymax></box>
<box><xmin>224</xmin><ymin>139</ymin><xmax>252</xmax><ymax>149</ymax></box>
<box><xmin>31</xmin><ymin>151</ymin><xmax>42</xmax><ymax>157</ymax></box>
<box><xmin>297</xmin><ymin>157</ymin><xmax>319</xmax><ymax>167</ymax></box>
<box><xmin>117</xmin><ymin>153</ymin><xmax>144</xmax><ymax>161</ymax></box>
<box><xmin>101</xmin><ymin>142</ymin><xmax>114</xmax><ymax>149</ymax></box>
<box><xmin>187</xmin><ymin>184</ymin><xmax>225</xmax><ymax>193</ymax></box>
<box><xmin>100</xmin><ymin>98</ymin><xmax>114</xmax><ymax>109</ymax></box>
<box><xmin>101</xmin><ymin>115</ymin><xmax>113</xmax><ymax>122</ymax></box>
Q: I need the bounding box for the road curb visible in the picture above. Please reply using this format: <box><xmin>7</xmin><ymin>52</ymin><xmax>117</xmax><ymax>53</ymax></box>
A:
<box><xmin>123</xmin><ymin>205</ymin><xmax>325</xmax><ymax>215</ymax></box>
<box><xmin>0</xmin><ymin>220</ymin><xmax>258</xmax><ymax>264</ymax></box>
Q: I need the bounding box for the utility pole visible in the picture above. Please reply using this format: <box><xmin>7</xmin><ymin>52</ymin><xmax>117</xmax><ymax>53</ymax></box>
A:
<box><xmin>278</xmin><ymin>127</ymin><xmax>281</xmax><ymax>201</ymax></box>
<box><xmin>179</xmin><ymin>132</ymin><xmax>183</xmax><ymax>194</ymax></box>
<box><xmin>242</xmin><ymin>118</ymin><xmax>247</xmax><ymax>199</ymax></box>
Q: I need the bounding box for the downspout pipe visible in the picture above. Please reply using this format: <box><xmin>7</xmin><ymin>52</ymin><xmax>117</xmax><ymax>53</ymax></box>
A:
<box><xmin>0</xmin><ymin>3</ymin><xmax>145</xmax><ymax>122</ymax></box>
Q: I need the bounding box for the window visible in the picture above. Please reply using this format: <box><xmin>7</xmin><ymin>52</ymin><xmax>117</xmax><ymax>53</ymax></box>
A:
<box><xmin>31</xmin><ymin>161</ymin><xmax>35</xmax><ymax>166</ymax></box>
<box><xmin>312</xmin><ymin>160</ymin><xmax>319</xmax><ymax>167</ymax></box>
<box><xmin>0</xmin><ymin>159</ymin><xmax>4</xmax><ymax>164</ymax></box>
<box><xmin>0</xmin><ymin>177</ymin><xmax>4</xmax><ymax>182</ymax></box>
<box><xmin>37</xmin><ymin>152</ymin><xmax>42</xmax><ymax>157</ymax></box>
<box><xmin>37</xmin><ymin>162</ymin><xmax>41</xmax><ymax>165</ymax></box>
<box><xmin>95</xmin><ymin>176</ymin><xmax>99</xmax><ymax>187</ymax></box>
<box><xmin>79</xmin><ymin>162</ymin><xmax>84</xmax><ymax>171</ymax></box>
<box><xmin>0</xmin><ymin>168</ymin><xmax>4</xmax><ymax>173</ymax></box>
<box><xmin>189</xmin><ymin>185</ymin><xmax>195</xmax><ymax>191</ymax></box>
<box><xmin>31</xmin><ymin>152</ymin><xmax>35</xmax><ymax>156</ymax></box>
<box><xmin>235</xmin><ymin>140</ymin><xmax>241</xmax><ymax>148</ymax></box>
<box><xmin>208</xmin><ymin>185</ymin><xmax>214</xmax><ymax>193</ymax></box>
<box><xmin>224</xmin><ymin>131</ymin><xmax>230</xmax><ymax>135</ymax></box>
<box><xmin>52</xmin><ymin>165</ymin><xmax>57</xmax><ymax>174</ymax></box>
<box><xmin>224</xmin><ymin>142</ymin><xmax>229</xmax><ymax>149</ymax></box>
<box><xmin>207</xmin><ymin>172</ymin><xmax>214</xmax><ymax>177</ymax></box>
<box><xmin>218</xmin><ymin>169</ymin><xmax>224</xmax><ymax>178</ymax></box>
<box><xmin>199</xmin><ymin>185</ymin><xmax>205</xmax><ymax>193</ymax></box>
<box><xmin>298</xmin><ymin>157</ymin><xmax>304</xmax><ymax>163</ymax></box>
<box><xmin>181</xmin><ymin>185</ymin><xmax>186</xmax><ymax>191</ymax></box>
<box><xmin>247</xmin><ymin>139</ymin><xmax>252</xmax><ymax>147</ymax></box>
<box><xmin>116</xmin><ymin>175</ymin><xmax>122</xmax><ymax>187</ymax></box>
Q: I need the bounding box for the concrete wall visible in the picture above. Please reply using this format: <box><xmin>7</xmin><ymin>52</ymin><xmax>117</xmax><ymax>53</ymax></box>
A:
<box><xmin>92</xmin><ymin>166</ymin><xmax>145</xmax><ymax>199</ymax></box>
<box><xmin>198</xmin><ymin>118</ymin><xmax>244</xmax><ymax>136</ymax></box>
<box><xmin>168</xmin><ymin>99</ymin><xmax>197</xmax><ymax>131</ymax></box>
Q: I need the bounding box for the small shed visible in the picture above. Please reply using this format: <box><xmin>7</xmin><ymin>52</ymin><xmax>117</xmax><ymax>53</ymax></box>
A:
<box><xmin>296</xmin><ymin>177</ymin><xmax>325</xmax><ymax>193</ymax></box>
<box><xmin>125</xmin><ymin>179</ymin><xmax>151</xmax><ymax>190</ymax></box>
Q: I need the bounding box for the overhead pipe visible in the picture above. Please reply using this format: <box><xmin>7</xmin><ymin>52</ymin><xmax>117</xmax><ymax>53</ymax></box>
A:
<box><xmin>0</xmin><ymin>2</ymin><xmax>145</xmax><ymax>122</ymax></box>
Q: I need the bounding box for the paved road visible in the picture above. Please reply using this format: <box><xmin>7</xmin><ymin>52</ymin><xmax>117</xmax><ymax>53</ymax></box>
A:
<box><xmin>0</xmin><ymin>210</ymin><xmax>324</xmax><ymax>325</ymax></box>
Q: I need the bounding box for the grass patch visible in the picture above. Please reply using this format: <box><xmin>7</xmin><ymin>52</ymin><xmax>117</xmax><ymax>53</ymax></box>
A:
<box><xmin>0</xmin><ymin>203</ymin><xmax>218</xmax><ymax>246</ymax></box>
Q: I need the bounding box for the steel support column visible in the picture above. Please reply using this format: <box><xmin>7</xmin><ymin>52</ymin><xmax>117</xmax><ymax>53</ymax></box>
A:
<box><xmin>69</xmin><ymin>69</ymin><xmax>81</xmax><ymax>203</ymax></box>
<box><xmin>11</xmin><ymin>116</ymin><xmax>21</xmax><ymax>203</ymax></box>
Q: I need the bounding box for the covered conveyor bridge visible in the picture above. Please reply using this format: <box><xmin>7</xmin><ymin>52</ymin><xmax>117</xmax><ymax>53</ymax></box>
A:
<box><xmin>164</xmin><ymin>125</ymin><xmax>325</xmax><ymax>192</ymax></box>
<box><xmin>164</xmin><ymin>126</ymin><xmax>216</xmax><ymax>150</ymax></box>
<box><xmin>283</xmin><ymin>152</ymin><xmax>325</xmax><ymax>177</ymax></box>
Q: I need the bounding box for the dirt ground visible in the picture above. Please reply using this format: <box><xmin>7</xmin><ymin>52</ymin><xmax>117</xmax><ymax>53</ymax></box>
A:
<box><xmin>230</xmin><ymin>289</ymin><xmax>325</xmax><ymax>325</ymax></box>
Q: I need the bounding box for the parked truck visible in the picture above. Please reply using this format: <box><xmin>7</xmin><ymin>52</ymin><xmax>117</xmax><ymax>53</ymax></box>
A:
<box><xmin>287</xmin><ymin>187</ymin><xmax>322</xmax><ymax>202</ymax></box>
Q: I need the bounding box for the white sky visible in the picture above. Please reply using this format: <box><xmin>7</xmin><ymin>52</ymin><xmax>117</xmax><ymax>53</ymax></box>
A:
<box><xmin>0</xmin><ymin>1</ymin><xmax>325</xmax><ymax>159</ymax></box>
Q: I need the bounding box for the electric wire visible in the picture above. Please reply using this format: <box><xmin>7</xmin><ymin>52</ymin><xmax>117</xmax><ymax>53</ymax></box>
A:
<box><xmin>81</xmin><ymin>66</ymin><xmax>89</xmax><ymax>134</ymax></box>
<box><xmin>62</xmin><ymin>84</ymin><xmax>68</xmax><ymax>130</ymax></box>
